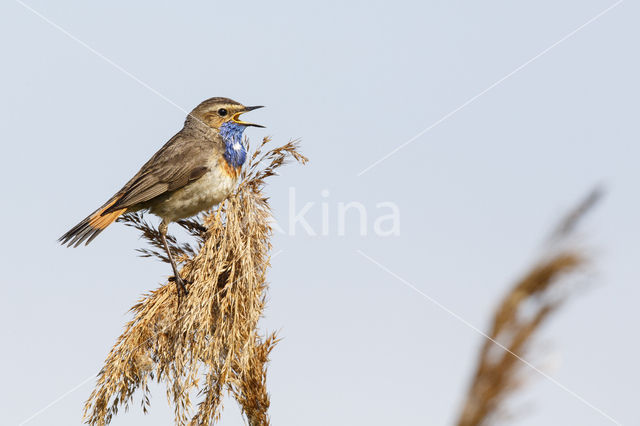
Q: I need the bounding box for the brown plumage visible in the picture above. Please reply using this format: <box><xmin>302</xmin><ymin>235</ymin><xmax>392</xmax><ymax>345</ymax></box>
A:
<box><xmin>59</xmin><ymin>97</ymin><xmax>264</xmax><ymax>292</ymax></box>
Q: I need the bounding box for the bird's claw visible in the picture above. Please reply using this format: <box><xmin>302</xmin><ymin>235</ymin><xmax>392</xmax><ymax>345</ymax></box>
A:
<box><xmin>169</xmin><ymin>275</ymin><xmax>191</xmax><ymax>295</ymax></box>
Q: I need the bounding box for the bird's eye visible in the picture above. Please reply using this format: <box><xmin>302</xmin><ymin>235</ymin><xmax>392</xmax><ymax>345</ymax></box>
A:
<box><xmin>217</xmin><ymin>108</ymin><xmax>228</xmax><ymax>117</ymax></box>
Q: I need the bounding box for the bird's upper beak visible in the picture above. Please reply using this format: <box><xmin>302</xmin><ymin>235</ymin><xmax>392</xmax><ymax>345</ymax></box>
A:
<box><xmin>232</xmin><ymin>105</ymin><xmax>265</xmax><ymax>128</ymax></box>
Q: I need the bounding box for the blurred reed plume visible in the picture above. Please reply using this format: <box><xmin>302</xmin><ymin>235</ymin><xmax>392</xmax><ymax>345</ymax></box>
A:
<box><xmin>83</xmin><ymin>137</ymin><xmax>307</xmax><ymax>426</ymax></box>
<box><xmin>456</xmin><ymin>187</ymin><xmax>603</xmax><ymax>426</ymax></box>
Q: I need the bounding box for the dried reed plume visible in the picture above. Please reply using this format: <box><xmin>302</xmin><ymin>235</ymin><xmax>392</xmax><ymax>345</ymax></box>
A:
<box><xmin>83</xmin><ymin>137</ymin><xmax>307</xmax><ymax>426</ymax></box>
<box><xmin>456</xmin><ymin>188</ymin><xmax>603</xmax><ymax>426</ymax></box>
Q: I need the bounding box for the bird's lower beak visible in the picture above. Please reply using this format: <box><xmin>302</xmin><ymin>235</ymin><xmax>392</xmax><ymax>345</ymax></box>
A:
<box><xmin>233</xmin><ymin>105</ymin><xmax>265</xmax><ymax>128</ymax></box>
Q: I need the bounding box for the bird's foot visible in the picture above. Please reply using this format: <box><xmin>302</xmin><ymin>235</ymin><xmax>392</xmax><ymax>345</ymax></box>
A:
<box><xmin>169</xmin><ymin>275</ymin><xmax>191</xmax><ymax>296</ymax></box>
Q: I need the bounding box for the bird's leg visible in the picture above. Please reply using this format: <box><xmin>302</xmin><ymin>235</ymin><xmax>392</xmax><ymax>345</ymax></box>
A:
<box><xmin>159</xmin><ymin>220</ymin><xmax>188</xmax><ymax>296</ymax></box>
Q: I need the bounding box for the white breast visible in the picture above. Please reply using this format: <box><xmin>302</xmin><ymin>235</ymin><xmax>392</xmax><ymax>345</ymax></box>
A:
<box><xmin>149</xmin><ymin>159</ymin><xmax>237</xmax><ymax>222</ymax></box>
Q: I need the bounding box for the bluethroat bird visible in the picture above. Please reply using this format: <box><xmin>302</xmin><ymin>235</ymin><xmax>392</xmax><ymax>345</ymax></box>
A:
<box><xmin>59</xmin><ymin>97</ymin><xmax>264</xmax><ymax>293</ymax></box>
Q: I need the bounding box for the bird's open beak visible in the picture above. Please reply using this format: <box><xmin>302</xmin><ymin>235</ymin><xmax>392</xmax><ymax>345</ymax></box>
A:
<box><xmin>233</xmin><ymin>105</ymin><xmax>265</xmax><ymax>128</ymax></box>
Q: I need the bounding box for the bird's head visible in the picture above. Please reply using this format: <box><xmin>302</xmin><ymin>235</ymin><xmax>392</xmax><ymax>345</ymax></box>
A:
<box><xmin>189</xmin><ymin>97</ymin><xmax>264</xmax><ymax>130</ymax></box>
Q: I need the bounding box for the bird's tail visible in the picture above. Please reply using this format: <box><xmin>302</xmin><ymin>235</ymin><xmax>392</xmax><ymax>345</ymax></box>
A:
<box><xmin>59</xmin><ymin>197</ymin><xmax>127</xmax><ymax>247</ymax></box>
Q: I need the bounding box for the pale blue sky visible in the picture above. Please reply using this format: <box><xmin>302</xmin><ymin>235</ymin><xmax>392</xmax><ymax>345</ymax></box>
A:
<box><xmin>1</xmin><ymin>1</ymin><xmax>638</xmax><ymax>425</ymax></box>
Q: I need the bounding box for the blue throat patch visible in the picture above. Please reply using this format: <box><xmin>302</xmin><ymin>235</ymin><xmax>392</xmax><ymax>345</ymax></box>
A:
<box><xmin>220</xmin><ymin>121</ymin><xmax>248</xmax><ymax>168</ymax></box>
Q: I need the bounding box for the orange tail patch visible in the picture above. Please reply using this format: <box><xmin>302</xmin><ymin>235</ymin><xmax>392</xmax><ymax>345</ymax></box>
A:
<box><xmin>60</xmin><ymin>197</ymin><xmax>128</xmax><ymax>247</ymax></box>
<box><xmin>89</xmin><ymin>199</ymin><xmax>127</xmax><ymax>230</ymax></box>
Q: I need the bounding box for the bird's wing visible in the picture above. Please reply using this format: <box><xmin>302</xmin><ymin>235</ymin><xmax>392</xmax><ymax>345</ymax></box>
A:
<box><xmin>104</xmin><ymin>133</ymin><xmax>217</xmax><ymax>213</ymax></box>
